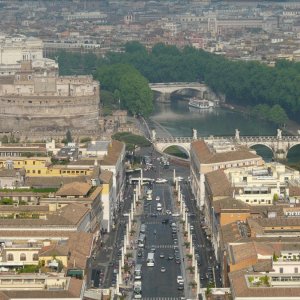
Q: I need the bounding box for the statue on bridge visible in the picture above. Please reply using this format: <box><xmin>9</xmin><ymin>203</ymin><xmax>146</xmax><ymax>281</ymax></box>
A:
<box><xmin>192</xmin><ymin>128</ymin><xmax>198</xmax><ymax>140</ymax></box>
<box><xmin>151</xmin><ymin>129</ymin><xmax>156</xmax><ymax>141</ymax></box>
<box><xmin>277</xmin><ymin>128</ymin><xmax>282</xmax><ymax>140</ymax></box>
<box><xmin>235</xmin><ymin>129</ymin><xmax>240</xmax><ymax>141</ymax></box>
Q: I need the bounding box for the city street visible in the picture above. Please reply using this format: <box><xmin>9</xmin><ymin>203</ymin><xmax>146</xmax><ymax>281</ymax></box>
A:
<box><xmin>139</xmin><ymin>183</ymin><xmax>185</xmax><ymax>298</ymax></box>
<box><xmin>88</xmin><ymin>145</ymin><xmax>222</xmax><ymax>298</ymax></box>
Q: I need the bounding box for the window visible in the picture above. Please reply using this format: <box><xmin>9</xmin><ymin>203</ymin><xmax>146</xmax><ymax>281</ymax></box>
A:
<box><xmin>20</xmin><ymin>253</ymin><xmax>26</xmax><ymax>261</ymax></box>
<box><xmin>295</xmin><ymin>268</ymin><xmax>298</xmax><ymax>274</ymax></box>
<box><xmin>33</xmin><ymin>253</ymin><xmax>39</xmax><ymax>261</ymax></box>
<box><xmin>38</xmin><ymin>170</ymin><xmax>41</xmax><ymax>174</ymax></box>
<box><xmin>280</xmin><ymin>267</ymin><xmax>283</xmax><ymax>273</ymax></box>
<box><xmin>7</xmin><ymin>253</ymin><xmax>14</xmax><ymax>261</ymax></box>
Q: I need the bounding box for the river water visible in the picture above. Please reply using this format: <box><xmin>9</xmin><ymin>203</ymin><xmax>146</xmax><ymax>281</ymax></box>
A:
<box><xmin>151</xmin><ymin>100</ymin><xmax>300</xmax><ymax>163</ymax></box>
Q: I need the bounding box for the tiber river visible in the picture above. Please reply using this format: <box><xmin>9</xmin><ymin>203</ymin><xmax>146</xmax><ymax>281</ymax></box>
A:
<box><xmin>151</xmin><ymin>99</ymin><xmax>300</xmax><ymax>164</ymax></box>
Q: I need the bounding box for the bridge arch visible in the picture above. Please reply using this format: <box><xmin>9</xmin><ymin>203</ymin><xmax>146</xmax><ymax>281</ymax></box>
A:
<box><xmin>286</xmin><ymin>143</ymin><xmax>300</xmax><ymax>162</ymax></box>
<box><xmin>249</xmin><ymin>143</ymin><xmax>275</xmax><ymax>161</ymax></box>
<box><xmin>157</xmin><ymin>143</ymin><xmax>190</xmax><ymax>158</ymax></box>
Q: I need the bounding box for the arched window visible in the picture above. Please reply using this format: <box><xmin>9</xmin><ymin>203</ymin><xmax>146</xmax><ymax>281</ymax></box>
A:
<box><xmin>32</xmin><ymin>253</ymin><xmax>39</xmax><ymax>261</ymax></box>
<box><xmin>20</xmin><ymin>253</ymin><xmax>26</xmax><ymax>261</ymax></box>
<box><xmin>7</xmin><ymin>253</ymin><xmax>14</xmax><ymax>261</ymax></box>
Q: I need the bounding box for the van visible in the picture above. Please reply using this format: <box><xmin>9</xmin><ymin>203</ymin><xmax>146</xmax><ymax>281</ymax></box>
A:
<box><xmin>140</xmin><ymin>224</ymin><xmax>146</xmax><ymax>234</ymax></box>
<box><xmin>134</xmin><ymin>264</ymin><xmax>142</xmax><ymax>280</ymax></box>
<box><xmin>156</xmin><ymin>203</ymin><xmax>162</xmax><ymax>211</ymax></box>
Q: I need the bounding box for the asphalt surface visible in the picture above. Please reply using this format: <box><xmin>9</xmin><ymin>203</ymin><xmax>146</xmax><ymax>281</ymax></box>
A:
<box><xmin>180</xmin><ymin>182</ymin><xmax>222</xmax><ymax>288</ymax></box>
<box><xmin>87</xmin><ymin>144</ymin><xmax>222</xmax><ymax>298</ymax></box>
<box><xmin>139</xmin><ymin>183</ymin><xmax>185</xmax><ymax>298</ymax></box>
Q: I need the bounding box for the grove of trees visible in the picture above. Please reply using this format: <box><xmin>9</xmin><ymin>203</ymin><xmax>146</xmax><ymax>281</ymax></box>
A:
<box><xmin>49</xmin><ymin>42</ymin><xmax>300</xmax><ymax>122</ymax></box>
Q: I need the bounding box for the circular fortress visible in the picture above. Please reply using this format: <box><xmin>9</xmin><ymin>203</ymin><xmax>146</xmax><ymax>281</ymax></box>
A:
<box><xmin>0</xmin><ymin>61</ymin><xmax>100</xmax><ymax>136</ymax></box>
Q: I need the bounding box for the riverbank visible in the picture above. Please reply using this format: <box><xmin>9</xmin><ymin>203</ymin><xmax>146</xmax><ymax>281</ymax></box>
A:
<box><xmin>220</xmin><ymin>102</ymin><xmax>299</xmax><ymax>136</ymax></box>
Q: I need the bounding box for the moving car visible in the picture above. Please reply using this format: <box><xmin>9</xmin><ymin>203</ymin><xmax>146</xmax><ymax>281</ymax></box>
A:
<box><xmin>155</xmin><ymin>196</ymin><xmax>160</xmax><ymax>201</ymax></box>
<box><xmin>160</xmin><ymin>267</ymin><xmax>166</xmax><ymax>273</ymax></box>
<box><xmin>155</xmin><ymin>178</ymin><xmax>168</xmax><ymax>184</ymax></box>
<box><xmin>177</xmin><ymin>275</ymin><xmax>184</xmax><ymax>285</ymax></box>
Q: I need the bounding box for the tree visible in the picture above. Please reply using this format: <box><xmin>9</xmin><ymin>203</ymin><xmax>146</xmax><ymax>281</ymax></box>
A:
<box><xmin>268</xmin><ymin>104</ymin><xmax>288</xmax><ymax>125</ymax></box>
<box><xmin>95</xmin><ymin>64</ymin><xmax>153</xmax><ymax>116</ymax></box>
<box><xmin>66</xmin><ymin>130</ymin><xmax>73</xmax><ymax>144</ymax></box>
<box><xmin>1</xmin><ymin>135</ymin><xmax>8</xmax><ymax>144</ymax></box>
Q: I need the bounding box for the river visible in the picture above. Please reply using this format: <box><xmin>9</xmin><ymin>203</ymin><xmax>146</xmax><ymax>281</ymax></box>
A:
<box><xmin>150</xmin><ymin>100</ymin><xmax>300</xmax><ymax>163</ymax></box>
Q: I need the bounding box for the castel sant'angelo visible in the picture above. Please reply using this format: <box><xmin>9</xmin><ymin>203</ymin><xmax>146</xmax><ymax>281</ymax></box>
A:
<box><xmin>0</xmin><ymin>35</ymin><xmax>100</xmax><ymax>140</ymax></box>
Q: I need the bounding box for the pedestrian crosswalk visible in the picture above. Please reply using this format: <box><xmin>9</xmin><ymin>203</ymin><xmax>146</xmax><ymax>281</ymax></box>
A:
<box><xmin>142</xmin><ymin>297</ymin><xmax>183</xmax><ymax>300</ymax></box>
<box><xmin>145</xmin><ymin>221</ymin><xmax>162</xmax><ymax>225</ymax></box>
<box><xmin>153</xmin><ymin>244</ymin><xmax>175</xmax><ymax>249</ymax></box>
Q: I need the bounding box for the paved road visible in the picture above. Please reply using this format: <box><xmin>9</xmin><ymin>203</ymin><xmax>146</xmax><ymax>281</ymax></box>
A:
<box><xmin>180</xmin><ymin>182</ymin><xmax>222</xmax><ymax>288</ymax></box>
<box><xmin>139</xmin><ymin>183</ymin><xmax>185</xmax><ymax>298</ymax></box>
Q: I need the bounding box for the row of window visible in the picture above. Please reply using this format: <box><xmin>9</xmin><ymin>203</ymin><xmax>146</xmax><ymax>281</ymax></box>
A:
<box><xmin>278</xmin><ymin>267</ymin><xmax>298</xmax><ymax>274</ymax></box>
<box><xmin>244</xmin><ymin>199</ymin><xmax>271</xmax><ymax>203</ymax></box>
<box><xmin>7</xmin><ymin>253</ymin><xmax>38</xmax><ymax>261</ymax></box>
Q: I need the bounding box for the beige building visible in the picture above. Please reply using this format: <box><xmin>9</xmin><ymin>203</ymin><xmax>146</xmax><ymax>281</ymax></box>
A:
<box><xmin>0</xmin><ymin>35</ymin><xmax>100</xmax><ymax>138</ymax></box>
<box><xmin>225</xmin><ymin>163</ymin><xmax>300</xmax><ymax>206</ymax></box>
<box><xmin>190</xmin><ymin>139</ymin><xmax>263</xmax><ymax>208</ymax></box>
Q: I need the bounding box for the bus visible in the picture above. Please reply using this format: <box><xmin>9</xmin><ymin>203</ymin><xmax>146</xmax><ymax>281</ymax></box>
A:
<box><xmin>140</xmin><ymin>224</ymin><xmax>146</xmax><ymax>234</ymax></box>
<box><xmin>138</xmin><ymin>233</ymin><xmax>146</xmax><ymax>248</ymax></box>
<box><xmin>147</xmin><ymin>252</ymin><xmax>155</xmax><ymax>267</ymax></box>
<box><xmin>134</xmin><ymin>264</ymin><xmax>142</xmax><ymax>280</ymax></box>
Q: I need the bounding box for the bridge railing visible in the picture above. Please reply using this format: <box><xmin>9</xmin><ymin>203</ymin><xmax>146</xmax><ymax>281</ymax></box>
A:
<box><xmin>155</xmin><ymin>135</ymin><xmax>300</xmax><ymax>143</ymax></box>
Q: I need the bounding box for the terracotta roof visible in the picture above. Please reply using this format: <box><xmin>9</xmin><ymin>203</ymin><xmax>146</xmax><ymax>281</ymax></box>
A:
<box><xmin>66</xmin><ymin>231</ymin><xmax>93</xmax><ymax>269</ymax></box>
<box><xmin>39</xmin><ymin>243</ymin><xmax>69</xmax><ymax>257</ymax></box>
<box><xmin>25</xmin><ymin>176</ymin><xmax>88</xmax><ymax>188</ymax></box>
<box><xmin>252</xmin><ymin>259</ymin><xmax>273</xmax><ymax>272</ymax></box>
<box><xmin>56</xmin><ymin>182</ymin><xmax>92</xmax><ymax>197</ymax></box>
<box><xmin>0</xmin><ymin>205</ymin><xmax>49</xmax><ymax>212</ymax></box>
<box><xmin>191</xmin><ymin>140</ymin><xmax>260</xmax><ymax>164</ymax></box>
<box><xmin>289</xmin><ymin>184</ymin><xmax>300</xmax><ymax>196</ymax></box>
<box><xmin>68</xmin><ymin>159</ymin><xmax>96</xmax><ymax>166</ymax></box>
<box><xmin>191</xmin><ymin>140</ymin><xmax>211</xmax><ymax>163</ymax></box>
<box><xmin>221</xmin><ymin>222</ymin><xmax>243</xmax><ymax>246</ymax></box>
<box><xmin>0</xmin><ymin>278</ymin><xmax>84</xmax><ymax>298</ymax></box>
<box><xmin>99</xmin><ymin>169</ymin><xmax>113</xmax><ymax>184</ymax></box>
<box><xmin>213</xmin><ymin>198</ymin><xmax>250</xmax><ymax>213</ymax></box>
<box><xmin>255</xmin><ymin>217</ymin><xmax>300</xmax><ymax>228</ymax></box>
<box><xmin>205</xmin><ymin>170</ymin><xmax>233</xmax><ymax>197</ymax></box>
<box><xmin>101</xmin><ymin>140</ymin><xmax>125</xmax><ymax>165</ymax></box>
<box><xmin>0</xmin><ymin>169</ymin><xmax>21</xmax><ymax>177</ymax></box>
<box><xmin>229</xmin><ymin>241</ymin><xmax>276</xmax><ymax>266</ymax></box>
<box><xmin>229</xmin><ymin>270</ymin><xmax>300</xmax><ymax>298</ymax></box>
<box><xmin>0</xmin><ymin>203</ymin><xmax>89</xmax><ymax>228</ymax></box>
<box><xmin>58</xmin><ymin>203</ymin><xmax>90</xmax><ymax>225</ymax></box>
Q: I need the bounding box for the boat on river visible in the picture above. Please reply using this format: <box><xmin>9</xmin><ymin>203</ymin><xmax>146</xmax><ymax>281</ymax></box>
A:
<box><xmin>188</xmin><ymin>98</ymin><xmax>215</xmax><ymax>109</ymax></box>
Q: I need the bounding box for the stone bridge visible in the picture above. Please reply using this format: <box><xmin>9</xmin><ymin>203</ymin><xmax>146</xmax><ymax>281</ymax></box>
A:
<box><xmin>152</xmin><ymin>128</ymin><xmax>300</xmax><ymax>160</ymax></box>
<box><xmin>149</xmin><ymin>82</ymin><xmax>210</xmax><ymax>102</ymax></box>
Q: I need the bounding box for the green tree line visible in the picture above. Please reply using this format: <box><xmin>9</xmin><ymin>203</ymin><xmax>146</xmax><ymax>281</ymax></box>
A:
<box><xmin>49</xmin><ymin>42</ymin><xmax>300</xmax><ymax>122</ymax></box>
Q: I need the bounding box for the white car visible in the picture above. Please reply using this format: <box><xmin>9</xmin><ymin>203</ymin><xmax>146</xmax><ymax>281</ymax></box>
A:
<box><xmin>166</xmin><ymin>210</ymin><xmax>172</xmax><ymax>215</ymax></box>
<box><xmin>155</xmin><ymin>196</ymin><xmax>160</xmax><ymax>201</ymax></box>
<box><xmin>176</xmin><ymin>176</ymin><xmax>184</xmax><ymax>182</ymax></box>
<box><xmin>172</xmin><ymin>213</ymin><xmax>181</xmax><ymax>217</ymax></box>
<box><xmin>155</xmin><ymin>178</ymin><xmax>168</xmax><ymax>184</ymax></box>
<box><xmin>177</xmin><ymin>275</ymin><xmax>184</xmax><ymax>285</ymax></box>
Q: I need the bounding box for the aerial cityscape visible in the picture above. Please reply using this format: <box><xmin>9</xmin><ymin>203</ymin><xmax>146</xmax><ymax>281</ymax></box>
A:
<box><xmin>0</xmin><ymin>0</ymin><xmax>300</xmax><ymax>299</ymax></box>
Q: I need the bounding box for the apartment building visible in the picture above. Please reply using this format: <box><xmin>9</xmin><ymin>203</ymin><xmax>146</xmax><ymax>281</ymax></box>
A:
<box><xmin>225</xmin><ymin>163</ymin><xmax>300</xmax><ymax>206</ymax></box>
